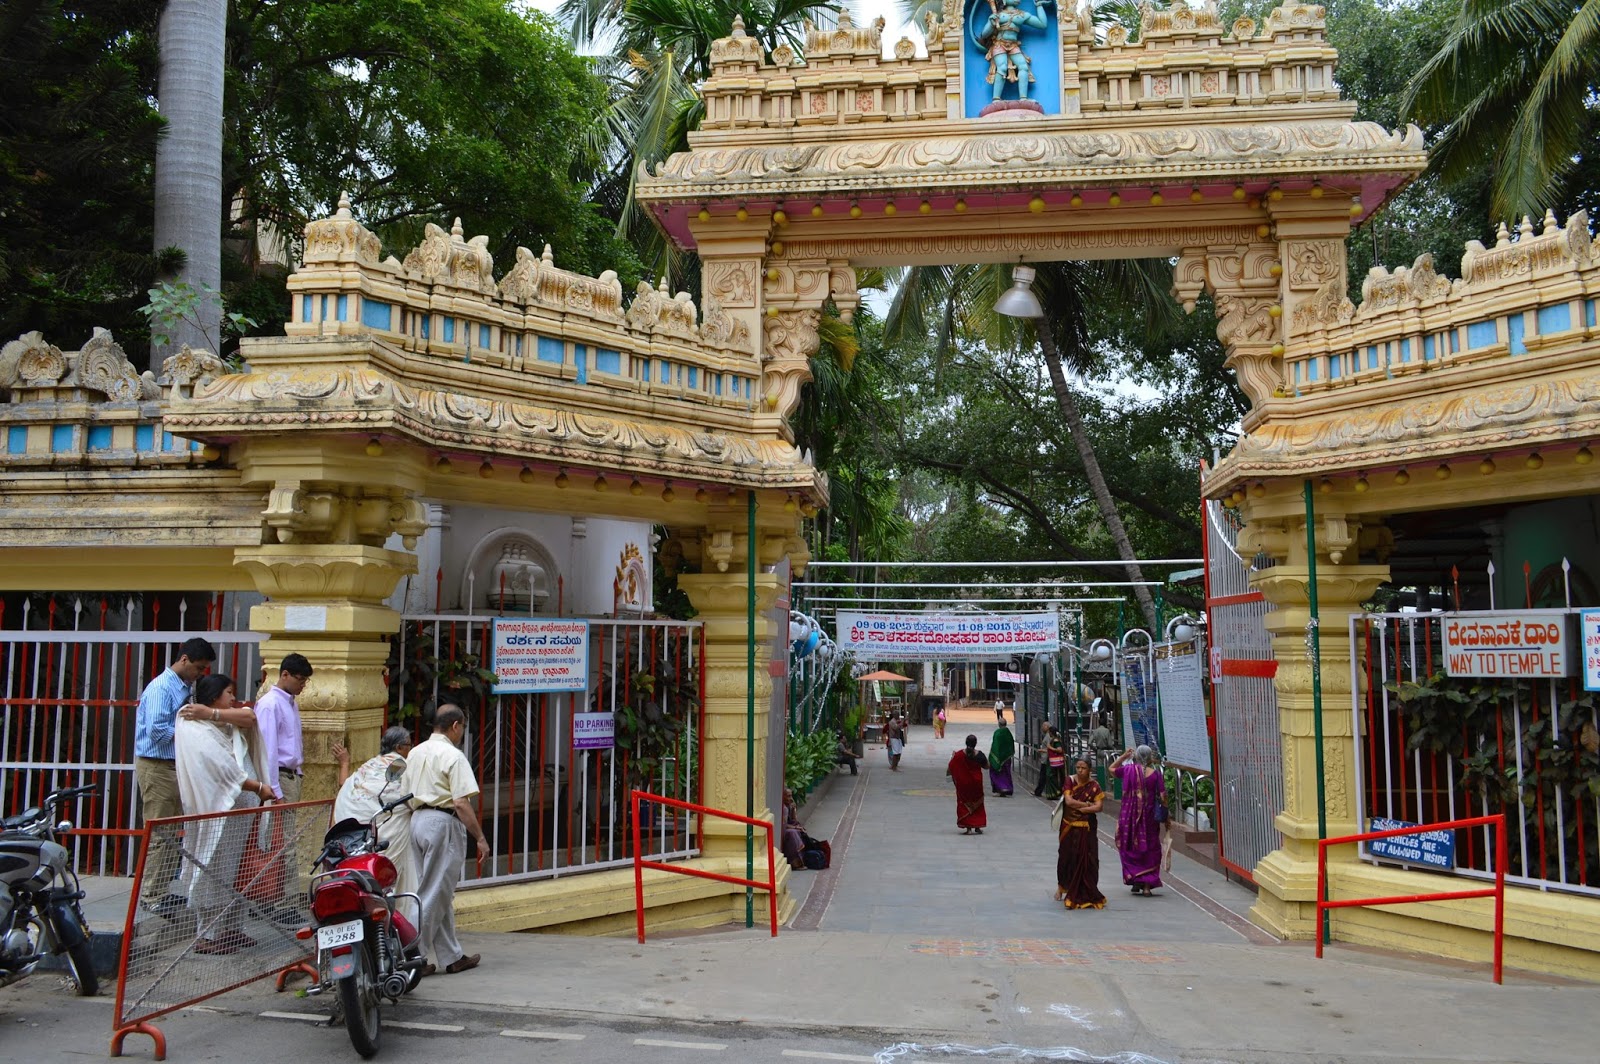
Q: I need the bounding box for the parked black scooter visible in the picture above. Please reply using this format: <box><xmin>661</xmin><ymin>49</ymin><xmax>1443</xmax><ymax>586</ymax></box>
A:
<box><xmin>0</xmin><ymin>781</ymin><xmax>99</xmax><ymax>995</ymax></box>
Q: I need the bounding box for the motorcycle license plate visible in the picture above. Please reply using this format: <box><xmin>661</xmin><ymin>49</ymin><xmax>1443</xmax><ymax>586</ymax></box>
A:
<box><xmin>316</xmin><ymin>919</ymin><xmax>363</xmax><ymax>949</ymax></box>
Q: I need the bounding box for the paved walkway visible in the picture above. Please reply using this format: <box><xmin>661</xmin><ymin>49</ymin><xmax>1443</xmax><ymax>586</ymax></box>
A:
<box><xmin>77</xmin><ymin>723</ymin><xmax>1596</xmax><ymax>1063</ymax></box>
<box><xmin>412</xmin><ymin>723</ymin><xmax>1593</xmax><ymax>1062</ymax></box>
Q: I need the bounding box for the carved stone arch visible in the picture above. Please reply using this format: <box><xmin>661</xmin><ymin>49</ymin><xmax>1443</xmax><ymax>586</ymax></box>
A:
<box><xmin>460</xmin><ymin>527</ymin><xmax>562</xmax><ymax>613</ymax></box>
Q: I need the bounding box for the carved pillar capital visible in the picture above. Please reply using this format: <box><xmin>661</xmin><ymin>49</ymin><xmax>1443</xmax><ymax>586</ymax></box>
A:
<box><xmin>760</xmin><ymin>308</ymin><xmax>822</xmax><ymax>420</ymax></box>
<box><xmin>1181</xmin><ymin>242</ymin><xmax>1286</xmax><ymax>418</ymax></box>
<box><xmin>234</xmin><ymin>543</ymin><xmax>415</xmax><ymax>805</ymax></box>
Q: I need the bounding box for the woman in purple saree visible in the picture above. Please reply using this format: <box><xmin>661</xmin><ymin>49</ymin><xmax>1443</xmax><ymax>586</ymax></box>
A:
<box><xmin>1110</xmin><ymin>745</ymin><xmax>1166</xmax><ymax>896</ymax></box>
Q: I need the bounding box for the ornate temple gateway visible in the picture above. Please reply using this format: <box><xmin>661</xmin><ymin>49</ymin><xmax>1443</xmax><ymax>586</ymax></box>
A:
<box><xmin>1</xmin><ymin>3</ymin><xmax>1597</xmax><ymax>970</ymax></box>
<box><xmin>632</xmin><ymin>3</ymin><xmax>1600</xmax><ymax>974</ymax></box>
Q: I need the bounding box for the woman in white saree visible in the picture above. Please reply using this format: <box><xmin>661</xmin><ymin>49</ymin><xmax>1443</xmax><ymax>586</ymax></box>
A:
<box><xmin>174</xmin><ymin>674</ymin><xmax>271</xmax><ymax>955</ymax></box>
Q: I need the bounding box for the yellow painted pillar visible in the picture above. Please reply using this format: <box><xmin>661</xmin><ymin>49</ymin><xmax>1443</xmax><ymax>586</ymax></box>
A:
<box><xmin>672</xmin><ymin>499</ymin><xmax>808</xmax><ymax>920</ymax></box>
<box><xmin>1243</xmin><ymin>506</ymin><xmax>1388</xmax><ymax>938</ymax></box>
<box><xmin>234</xmin><ymin>544</ymin><xmax>416</xmax><ymax>804</ymax></box>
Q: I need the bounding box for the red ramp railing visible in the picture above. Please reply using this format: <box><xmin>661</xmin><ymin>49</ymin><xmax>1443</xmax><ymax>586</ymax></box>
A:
<box><xmin>631</xmin><ymin>790</ymin><xmax>776</xmax><ymax>943</ymax></box>
<box><xmin>1316</xmin><ymin>813</ymin><xmax>1506</xmax><ymax>983</ymax></box>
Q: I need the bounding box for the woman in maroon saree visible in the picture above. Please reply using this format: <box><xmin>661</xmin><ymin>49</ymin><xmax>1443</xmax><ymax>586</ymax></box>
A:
<box><xmin>946</xmin><ymin>735</ymin><xmax>988</xmax><ymax>835</ymax></box>
<box><xmin>1110</xmin><ymin>745</ymin><xmax>1167</xmax><ymax>895</ymax></box>
<box><xmin>1055</xmin><ymin>759</ymin><xmax>1106</xmax><ymax>910</ymax></box>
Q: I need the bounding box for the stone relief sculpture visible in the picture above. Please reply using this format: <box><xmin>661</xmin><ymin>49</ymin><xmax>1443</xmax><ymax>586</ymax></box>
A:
<box><xmin>1</xmin><ymin>329</ymin><xmax>160</xmax><ymax>403</ymax></box>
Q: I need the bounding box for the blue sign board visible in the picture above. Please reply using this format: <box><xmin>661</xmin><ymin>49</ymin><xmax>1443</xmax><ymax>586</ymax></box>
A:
<box><xmin>1368</xmin><ymin>818</ymin><xmax>1456</xmax><ymax>870</ymax></box>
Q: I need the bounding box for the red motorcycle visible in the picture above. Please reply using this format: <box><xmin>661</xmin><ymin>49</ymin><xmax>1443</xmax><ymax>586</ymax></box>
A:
<box><xmin>301</xmin><ymin>774</ymin><xmax>424</xmax><ymax>1058</ymax></box>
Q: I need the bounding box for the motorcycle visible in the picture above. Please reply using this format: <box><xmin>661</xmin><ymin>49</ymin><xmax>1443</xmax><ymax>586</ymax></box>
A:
<box><xmin>301</xmin><ymin>762</ymin><xmax>423</xmax><ymax>1058</ymax></box>
<box><xmin>0</xmin><ymin>781</ymin><xmax>99</xmax><ymax>995</ymax></box>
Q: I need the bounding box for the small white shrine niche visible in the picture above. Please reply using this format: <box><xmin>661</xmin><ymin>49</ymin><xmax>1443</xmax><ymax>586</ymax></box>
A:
<box><xmin>462</xmin><ymin>530</ymin><xmax>560</xmax><ymax>613</ymax></box>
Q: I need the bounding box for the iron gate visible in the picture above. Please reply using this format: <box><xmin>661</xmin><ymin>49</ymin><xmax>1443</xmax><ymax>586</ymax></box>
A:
<box><xmin>1204</xmin><ymin>497</ymin><xmax>1284</xmax><ymax>880</ymax></box>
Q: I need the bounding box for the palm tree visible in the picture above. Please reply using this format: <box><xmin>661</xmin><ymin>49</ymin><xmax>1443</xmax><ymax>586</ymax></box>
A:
<box><xmin>152</xmin><ymin>0</ymin><xmax>227</xmax><ymax>366</ymax></box>
<box><xmin>1402</xmin><ymin>0</ymin><xmax>1600</xmax><ymax>219</ymax></box>
<box><xmin>559</xmin><ymin>0</ymin><xmax>835</xmax><ymax>280</ymax></box>
<box><xmin>885</xmin><ymin>260</ymin><xmax>1178</xmax><ymax>630</ymax></box>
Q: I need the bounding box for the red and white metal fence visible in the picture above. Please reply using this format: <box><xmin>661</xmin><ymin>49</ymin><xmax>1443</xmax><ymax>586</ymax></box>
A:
<box><xmin>391</xmin><ymin>614</ymin><xmax>706</xmax><ymax>888</ymax></box>
<box><xmin>1</xmin><ymin>595</ymin><xmax>263</xmax><ymax>876</ymax></box>
<box><xmin>1352</xmin><ymin>610</ymin><xmax>1600</xmax><ymax>897</ymax></box>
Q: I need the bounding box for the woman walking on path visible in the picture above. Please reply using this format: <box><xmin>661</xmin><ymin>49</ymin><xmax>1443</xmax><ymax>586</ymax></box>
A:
<box><xmin>933</xmin><ymin>707</ymin><xmax>947</xmax><ymax>738</ymax></box>
<box><xmin>1110</xmin><ymin>745</ymin><xmax>1167</xmax><ymax>896</ymax></box>
<box><xmin>886</xmin><ymin>715</ymin><xmax>904</xmax><ymax>770</ymax></box>
<box><xmin>946</xmin><ymin>734</ymin><xmax>988</xmax><ymax>835</ymax></box>
<box><xmin>1055</xmin><ymin>759</ymin><xmax>1106</xmax><ymax>909</ymax></box>
<box><xmin>988</xmin><ymin>719</ymin><xmax>1015</xmax><ymax>796</ymax></box>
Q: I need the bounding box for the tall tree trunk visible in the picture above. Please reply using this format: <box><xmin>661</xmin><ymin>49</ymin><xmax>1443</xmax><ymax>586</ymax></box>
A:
<box><xmin>153</xmin><ymin>0</ymin><xmax>226</xmax><ymax>369</ymax></box>
<box><xmin>1035</xmin><ymin>323</ymin><xmax>1160</xmax><ymax>631</ymax></box>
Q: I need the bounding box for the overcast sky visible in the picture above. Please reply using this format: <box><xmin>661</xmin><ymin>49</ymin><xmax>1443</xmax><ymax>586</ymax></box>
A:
<box><xmin>520</xmin><ymin>0</ymin><xmax>924</xmax><ymax>51</ymax></box>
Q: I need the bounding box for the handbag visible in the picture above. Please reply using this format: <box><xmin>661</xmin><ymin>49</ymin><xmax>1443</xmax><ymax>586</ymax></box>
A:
<box><xmin>1050</xmin><ymin>797</ymin><xmax>1065</xmax><ymax>834</ymax></box>
<box><xmin>235</xmin><ymin>809</ymin><xmax>287</xmax><ymax>902</ymax></box>
<box><xmin>1153</xmin><ymin>801</ymin><xmax>1170</xmax><ymax>826</ymax></box>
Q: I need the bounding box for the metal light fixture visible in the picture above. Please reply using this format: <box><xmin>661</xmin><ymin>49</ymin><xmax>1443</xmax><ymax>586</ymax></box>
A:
<box><xmin>994</xmin><ymin>265</ymin><xmax>1043</xmax><ymax>319</ymax></box>
<box><xmin>1164</xmin><ymin>615</ymin><xmax>1199</xmax><ymax>643</ymax></box>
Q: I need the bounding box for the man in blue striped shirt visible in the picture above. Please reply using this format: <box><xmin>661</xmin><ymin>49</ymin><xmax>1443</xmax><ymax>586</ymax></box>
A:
<box><xmin>134</xmin><ymin>637</ymin><xmax>215</xmax><ymax>911</ymax></box>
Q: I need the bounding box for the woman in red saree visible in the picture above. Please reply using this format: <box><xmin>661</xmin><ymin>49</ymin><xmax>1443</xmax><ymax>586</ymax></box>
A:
<box><xmin>946</xmin><ymin>734</ymin><xmax>988</xmax><ymax>834</ymax></box>
<box><xmin>1055</xmin><ymin>759</ymin><xmax>1106</xmax><ymax>910</ymax></box>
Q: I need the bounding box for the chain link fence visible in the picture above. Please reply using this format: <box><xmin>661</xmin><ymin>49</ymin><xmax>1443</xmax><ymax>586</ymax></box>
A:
<box><xmin>112</xmin><ymin>799</ymin><xmax>333</xmax><ymax>1058</ymax></box>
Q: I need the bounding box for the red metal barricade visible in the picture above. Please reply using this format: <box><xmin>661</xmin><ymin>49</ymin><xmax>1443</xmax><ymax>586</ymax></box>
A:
<box><xmin>630</xmin><ymin>789</ymin><xmax>776</xmax><ymax>943</ymax></box>
<box><xmin>1316</xmin><ymin>813</ymin><xmax>1507</xmax><ymax>983</ymax></box>
<box><xmin>110</xmin><ymin>799</ymin><xmax>333</xmax><ymax>1059</ymax></box>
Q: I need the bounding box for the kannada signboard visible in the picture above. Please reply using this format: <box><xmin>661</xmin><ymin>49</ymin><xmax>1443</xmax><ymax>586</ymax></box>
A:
<box><xmin>1583</xmin><ymin>610</ymin><xmax>1600</xmax><ymax>692</ymax></box>
<box><xmin>1155</xmin><ymin>642</ymin><xmax>1211</xmax><ymax>772</ymax></box>
<box><xmin>835</xmin><ymin>612</ymin><xmax>1059</xmax><ymax>660</ymax></box>
<box><xmin>997</xmin><ymin>669</ymin><xmax>1028</xmax><ymax>684</ymax></box>
<box><xmin>572</xmin><ymin>711</ymin><xmax>615</xmax><ymax>750</ymax></box>
<box><xmin>1368</xmin><ymin>817</ymin><xmax>1456</xmax><ymax>870</ymax></box>
<box><xmin>491</xmin><ymin>618</ymin><xmax>589</xmax><ymax>693</ymax></box>
<box><xmin>1440</xmin><ymin>613</ymin><xmax>1573</xmax><ymax>678</ymax></box>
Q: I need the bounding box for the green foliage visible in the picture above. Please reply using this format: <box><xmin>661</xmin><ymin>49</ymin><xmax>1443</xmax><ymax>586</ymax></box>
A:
<box><xmin>603</xmin><ymin>656</ymin><xmax>701</xmax><ymax>791</ymax></box>
<box><xmin>384</xmin><ymin>623</ymin><xmax>500</xmax><ymax>729</ymax></box>
<box><xmin>1388</xmin><ymin>671</ymin><xmax>1600</xmax><ymax>880</ymax></box>
<box><xmin>1400</xmin><ymin>0</ymin><xmax>1600</xmax><ymax>220</ymax></box>
<box><xmin>560</xmin><ymin>0</ymin><xmax>835</xmax><ymax>279</ymax></box>
<box><xmin>784</xmin><ymin>727</ymin><xmax>839</xmax><ymax>796</ymax></box>
<box><xmin>140</xmin><ymin>281</ymin><xmax>258</xmax><ymax>364</ymax></box>
<box><xmin>0</xmin><ymin>0</ymin><xmax>167</xmax><ymax>351</ymax></box>
<box><xmin>1162</xmin><ymin>765</ymin><xmax>1215</xmax><ymax>815</ymax></box>
<box><xmin>228</xmin><ymin>0</ymin><xmax>640</xmax><ymax>286</ymax></box>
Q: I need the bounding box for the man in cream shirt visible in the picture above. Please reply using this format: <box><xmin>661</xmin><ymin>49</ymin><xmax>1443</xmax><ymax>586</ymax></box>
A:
<box><xmin>407</xmin><ymin>705</ymin><xmax>491</xmax><ymax>975</ymax></box>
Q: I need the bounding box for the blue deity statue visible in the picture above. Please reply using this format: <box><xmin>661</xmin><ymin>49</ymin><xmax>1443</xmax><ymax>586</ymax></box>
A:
<box><xmin>969</xmin><ymin>0</ymin><xmax>1055</xmax><ymax>103</ymax></box>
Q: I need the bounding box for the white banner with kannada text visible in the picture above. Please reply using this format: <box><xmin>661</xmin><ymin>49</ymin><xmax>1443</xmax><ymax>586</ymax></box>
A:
<box><xmin>835</xmin><ymin>612</ymin><xmax>1059</xmax><ymax>661</ymax></box>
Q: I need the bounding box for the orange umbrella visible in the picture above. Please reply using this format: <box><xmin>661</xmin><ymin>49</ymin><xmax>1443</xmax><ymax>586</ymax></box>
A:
<box><xmin>857</xmin><ymin>669</ymin><xmax>914</xmax><ymax>683</ymax></box>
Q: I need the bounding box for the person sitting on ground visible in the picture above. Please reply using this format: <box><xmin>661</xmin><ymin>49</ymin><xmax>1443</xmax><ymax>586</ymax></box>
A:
<box><xmin>780</xmin><ymin>787</ymin><xmax>808</xmax><ymax>869</ymax></box>
<box><xmin>835</xmin><ymin>730</ymin><xmax>859</xmax><ymax>775</ymax></box>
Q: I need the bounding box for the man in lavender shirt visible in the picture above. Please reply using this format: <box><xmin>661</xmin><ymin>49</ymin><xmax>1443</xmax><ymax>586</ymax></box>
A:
<box><xmin>256</xmin><ymin>653</ymin><xmax>313</xmax><ymax>804</ymax></box>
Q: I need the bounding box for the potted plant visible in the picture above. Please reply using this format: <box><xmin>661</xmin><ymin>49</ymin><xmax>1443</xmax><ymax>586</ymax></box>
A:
<box><xmin>385</xmin><ymin>621</ymin><xmax>498</xmax><ymax>734</ymax></box>
<box><xmin>601</xmin><ymin>652</ymin><xmax>700</xmax><ymax>832</ymax></box>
